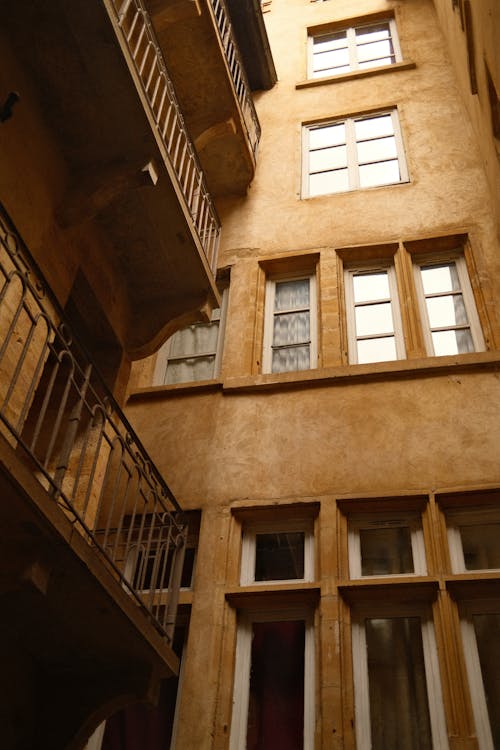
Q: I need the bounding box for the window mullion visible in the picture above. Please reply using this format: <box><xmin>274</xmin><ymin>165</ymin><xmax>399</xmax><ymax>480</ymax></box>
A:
<box><xmin>346</xmin><ymin>118</ymin><xmax>359</xmax><ymax>189</ymax></box>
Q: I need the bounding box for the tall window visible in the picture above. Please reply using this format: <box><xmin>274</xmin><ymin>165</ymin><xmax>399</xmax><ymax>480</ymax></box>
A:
<box><xmin>303</xmin><ymin>110</ymin><xmax>408</xmax><ymax>197</ymax></box>
<box><xmin>153</xmin><ymin>289</ymin><xmax>228</xmax><ymax>384</ymax></box>
<box><xmin>230</xmin><ymin>610</ymin><xmax>315</xmax><ymax>750</ymax></box>
<box><xmin>413</xmin><ymin>255</ymin><xmax>485</xmax><ymax>356</ymax></box>
<box><xmin>344</xmin><ymin>263</ymin><xmax>405</xmax><ymax>364</ymax></box>
<box><xmin>309</xmin><ymin>19</ymin><xmax>402</xmax><ymax>79</ymax></box>
<box><xmin>262</xmin><ymin>274</ymin><xmax>317</xmax><ymax>373</ymax></box>
<box><xmin>352</xmin><ymin>604</ymin><xmax>449</xmax><ymax>750</ymax></box>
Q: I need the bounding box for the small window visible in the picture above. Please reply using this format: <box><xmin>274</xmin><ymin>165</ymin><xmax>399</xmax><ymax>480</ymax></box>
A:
<box><xmin>344</xmin><ymin>263</ymin><xmax>405</xmax><ymax>364</ymax></box>
<box><xmin>303</xmin><ymin>110</ymin><xmax>408</xmax><ymax>197</ymax></box>
<box><xmin>309</xmin><ymin>18</ymin><xmax>402</xmax><ymax>79</ymax></box>
<box><xmin>230</xmin><ymin>610</ymin><xmax>315</xmax><ymax>750</ymax></box>
<box><xmin>348</xmin><ymin>512</ymin><xmax>426</xmax><ymax>578</ymax></box>
<box><xmin>352</xmin><ymin>604</ymin><xmax>449</xmax><ymax>750</ymax></box>
<box><xmin>153</xmin><ymin>288</ymin><xmax>228</xmax><ymax>384</ymax></box>
<box><xmin>413</xmin><ymin>254</ymin><xmax>485</xmax><ymax>356</ymax></box>
<box><xmin>241</xmin><ymin>521</ymin><xmax>314</xmax><ymax>585</ymax></box>
<box><xmin>447</xmin><ymin>507</ymin><xmax>500</xmax><ymax>573</ymax></box>
<box><xmin>262</xmin><ymin>274</ymin><xmax>317</xmax><ymax>373</ymax></box>
<box><xmin>460</xmin><ymin>601</ymin><xmax>500</xmax><ymax>749</ymax></box>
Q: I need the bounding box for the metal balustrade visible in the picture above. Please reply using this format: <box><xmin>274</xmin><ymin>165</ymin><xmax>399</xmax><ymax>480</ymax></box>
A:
<box><xmin>106</xmin><ymin>0</ymin><xmax>221</xmax><ymax>273</ymax></box>
<box><xmin>0</xmin><ymin>207</ymin><xmax>186</xmax><ymax>643</ymax></box>
<box><xmin>209</xmin><ymin>0</ymin><xmax>261</xmax><ymax>157</ymax></box>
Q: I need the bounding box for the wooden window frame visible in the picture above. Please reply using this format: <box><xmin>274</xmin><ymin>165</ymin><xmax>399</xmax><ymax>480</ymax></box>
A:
<box><xmin>240</xmin><ymin>519</ymin><xmax>315</xmax><ymax>586</ymax></box>
<box><xmin>302</xmin><ymin>109</ymin><xmax>408</xmax><ymax>198</ymax></box>
<box><xmin>446</xmin><ymin>506</ymin><xmax>500</xmax><ymax>574</ymax></box>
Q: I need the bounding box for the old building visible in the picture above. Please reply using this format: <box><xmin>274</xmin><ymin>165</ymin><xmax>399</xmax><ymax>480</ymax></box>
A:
<box><xmin>124</xmin><ymin>0</ymin><xmax>500</xmax><ymax>748</ymax></box>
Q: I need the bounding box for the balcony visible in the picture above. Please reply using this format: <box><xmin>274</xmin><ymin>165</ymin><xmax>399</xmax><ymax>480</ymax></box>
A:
<box><xmin>0</xmin><ymin>207</ymin><xmax>185</xmax><ymax>747</ymax></box>
<box><xmin>144</xmin><ymin>0</ymin><xmax>263</xmax><ymax>195</ymax></box>
<box><xmin>2</xmin><ymin>0</ymin><xmax>221</xmax><ymax>358</ymax></box>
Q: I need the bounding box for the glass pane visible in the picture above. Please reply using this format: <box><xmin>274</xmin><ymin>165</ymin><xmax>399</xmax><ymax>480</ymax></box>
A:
<box><xmin>365</xmin><ymin>617</ymin><xmax>433</xmax><ymax>750</ymax></box>
<box><xmin>425</xmin><ymin>294</ymin><xmax>468</xmax><ymax>327</ymax></box>
<box><xmin>355</xmin><ymin>302</ymin><xmax>394</xmax><ymax>336</ymax></box>
<box><xmin>357</xmin><ymin>39</ymin><xmax>394</xmax><ymax>63</ymax></box>
<box><xmin>359</xmin><ymin>526</ymin><xmax>414</xmax><ymax>575</ymax></box>
<box><xmin>314</xmin><ymin>47</ymin><xmax>350</xmax><ymax>72</ymax></box>
<box><xmin>353</xmin><ymin>271</ymin><xmax>390</xmax><ymax>303</ymax></box>
<box><xmin>165</xmin><ymin>355</ymin><xmax>216</xmax><ymax>384</ymax></box>
<box><xmin>420</xmin><ymin>262</ymin><xmax>460</xmax><ymax>294</ymax></box>
<box><xmin>431</xmin><ymin>328</ymin><xmax>474</xmax><ymax>355</ymax></box>
<box><xmin>357</xmin><ymin>336</ymin><xmax>397</xmax><ymax>364</ymax></box>
<box><xmin>254</xmin><ymin>532</ymin><xmax>305</xmax><ymax>581</ymax></box>
<box><xmin>359</xmin><ymin>159</ymin><xmax>401</xmax><ymax>188</ymax></box>
<box><xmin>359</xmin><ymin>57</ymin><xmax>393</xmax><ymax>69</ymax></box>
<box><xmin>309</xmin><ymin>145</ymin><xmax>348</xmax><ymax>172</ymax></box>
<box><xmin>247</xmin><ymin>620</ymin><xmax>305</xmax><ymax>750</ymax></box>
<box><xmin>355</xmin><ymin>23</ymin><xmax>391</xmax><ymax>43</ymax></box>
<box><xmin>472</xmin><ymin>614</ymin><xmax>500</xmax><ymax>747</ymax></box>
<box><xmin>314</xmin><ymin>31</ymin><xmax>348</xmax><ymax>52</ymax></box>
<box><xmin>169</xmin><ymin>321</ymin><xmax>219</xmax><ymax>357</ymax></box>
<box><xmin>309</xmin><ymin>123</ymin><xmax>346</xmax><ymax>149</ymax></box>
<box><xmin>273</xmin><ymin>311</ymin><xmax>310</xmax><ymax>347</ymax></box>
<box><xmin>274</xmin><ymin>278</ymin><xmax>309</xmax><ymax>311</ymax></box>
<box><xmin>272</xmin><ymin>344</ymin><xmax>310</xmax><ymax>373</ymax></box>
<box><xmin>357</xmin><ymin>135</ymin><xmax>397</xmax><ymax>164</ymax></box>
<box><xmin>355</xmin><ymin>114</ymin><xmax>394</xmax><ymax>141</ymax></box>
<box><xmin>460</xmin><ymin>523</ymin><xmax>500</xmax><ymax>569</ymax></box>
<box><xmin>309</xmin><ymin>168</ymin><xmax>349</xmax><ymax>196</ymax></box>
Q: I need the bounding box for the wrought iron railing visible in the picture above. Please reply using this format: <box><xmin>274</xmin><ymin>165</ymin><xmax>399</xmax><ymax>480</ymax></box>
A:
<box><xmin>209</xmin><ymin>0</ymin><xmax>261</xmax><ymax>157</ymax></box>
<box><xmin>105</xmin><ymin>0</ymin><xmax>221</xmax><ymax>273</ymax></box>
<box><xmin>0</xmin><ymin>207</ymin><xmax>186</xmax><ymax>644</ymax></box>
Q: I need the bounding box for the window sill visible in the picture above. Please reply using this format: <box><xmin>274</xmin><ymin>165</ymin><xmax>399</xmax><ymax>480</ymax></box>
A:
<box><xmin>445</xmin><ymin>574</ymin><xmax>500</xmax><ymax>599</ymax></box>
<box><xmin>128</xmin><ymin>379</ymin><xmax>223</xmax><ymax>402</ymax></box>
<box><xmin>226</xmin><ymin>583</ymin><xmax>320</xmax><ymax>609</ymax></box>
<box><xmin>296</xmin><ymin>60</ymin><xmax>416</xmax><ymax>89</ymax></box>
<box><xmin>222</xmin><ymin>351</ymin><xmax>500</xmax><ymax>393</ymax></box>
<box><xmin>339</xmin><ymin>577</ymin><xmax>439</xmax><ymax>604</ymax></box>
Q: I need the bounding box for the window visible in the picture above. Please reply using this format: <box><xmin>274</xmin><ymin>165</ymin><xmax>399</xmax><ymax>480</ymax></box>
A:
<box><xmin>230</xmin><ymin>610</ymin><xmax>315</xmax><ymax>750</ymax></box>
<box><xmin>413</xmin><ymin>254</ymin><xmax>485</xmax><ymax>356</ymax></box>
<box><xmin>352</xmin><ymin>604</ymin><xmax>449</xmax><ymax>750</ymax></box>
<box><xmin>460</xmin><ymin>601</ymin><xmax>500</xmax><ymax>749</ymax></box>
<box><xmin>153</xmin><ymin>288</ymin><xmax>228</xmax><ymax>384</ymax></box>
<box><xmin>447</xmin><ymin>507</ymin><xmax>500</xmax><ymax>573</ymax></box>
<box><xmin>309</xmin><ymin>19</ymin><xmax>402</xmax><ymax>79</ymax></box>
<box><xmin>262</xmin><ymin>274</ymin><xmax>317</xmax><ymax>373</ymax></box>
<box><xmin>241</xmin><ymin>520</ymin><xmax>315</xmax><ymax>585</ymax></box>
<box><xmin>303</xmin><ymin>110</ymin><xmax>408</xmax><ymax>197</ymax></box>
<box><xmin>348</xmin><ymin>512</ymin><xmax>426</xmax><ymax>578</ymax></box>
<box><xmin>344</xmin><ymin>263</ymin><xmax>405</xmax><ymax>364</ymax></box>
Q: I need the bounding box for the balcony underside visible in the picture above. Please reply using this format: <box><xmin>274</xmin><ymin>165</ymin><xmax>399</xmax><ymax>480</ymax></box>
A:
<box><xmin>4</xmin><ymin>0</ymin><xmax>219</xmax><ymax>358</ymax></box>
<box><xmin>0</xmin><ymin>433</ymin><xmax>178</xmax><ymax>750</ymax></box>
<box><xmin>146</xmin><ymin>0</ymin><xmax>257</xmax><ymax>196</ymax></box>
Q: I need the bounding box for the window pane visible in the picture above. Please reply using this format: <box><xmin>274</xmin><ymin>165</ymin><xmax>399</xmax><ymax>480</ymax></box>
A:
<box><xmin>360</xmin><ymin>526</ymin><xmax>414</xmax><ymax>575</ymax></box>
<box><xmin>247</xmin><ymin>620</ymin><xmax>305</xmax><ymax>750</ymax></box>
<box><xmin>165</xmin><ymin>355</ymin><xmax>216</xmax><ymax>384</ymax></box>
<box><xmin>355</xmin><ymin>302</ymin><xmax>394</xmax><ymax>336</ymax></box>
<box><xmin>472</xmin><ymin>613</ymin><xmax>500</xmax><ymax>747</ymax></box>
<box><xmin>425</xmin><ymin>294</ymin><xmax>468</xmax><ymax>327</ymax></box>
<box><xmin>309</xmin><ymin>144</ymin><xmax>348</xmax><ymax>172</ymax></box>
<box><xmin>357</xmin><ymin>336</ymin><xmax>397</xmax><ymax>364</ymax></box>
<box><xmin>460</xmin><ymin>523</ymin><xmax>500</xmax><ymax>569</ymax></box>
<box><xmin>169</xmin><ymin>322</ymin><xmax>219</xmax><ymax>357</ymax></box>
<box><xmin>359</xmin><ymin>57</ymin><xmax>393</xmax><ymax>69</ymax></box>
<box><xmin>272</xmin><ymin>344</ymin><xmax>310</xmax><ymax>373</ymax></box>
<box><xmin>274</xmin><ymin>279</ymin><xmax>309</xmax><ymax>311</ymax></box>
<box><xmin>431</xmin><ymin>328</ymin><xmax>474</xmax><ymax>355</ymax></box>
<box><xmin>359</xmin><ymin>159</ymin><xmax>401</xmax><ymax>188</ymax></box>
<box><xmin>357</xmin><ymin>39</ymin><xmax>394</xmax><ymax>64</ymax></box>
<box><xmin>314</xmin><ymin>31</ymin><xmax>347</xmax><ymax>52</ymax></box>
<box><xmin>353</xmin><ymin>272</ymin><xmax>390</xmax><ymax>303</ymax></box>
<box><xmin>355</xmin><ymin>114</ymin><xmax>394</xmax><ymax>140</ymax></box>
<box><xmin>357</xmin><ymin>135</ymin><xmax>397</xmax><ymax>164</ymax></box>
<box><xmin>365</xmin><ymin>617</ymin><xmax>433</xmax><ymax>750</ymax></box>
<box><xmin>309</xmin><ymin>123</ymin><xmax>346</xmax><ymax>149</ymax></box>
<box><xmin>420</xmin><ymin>263</ymin><xmax>460</xmax><ymax>294</ymax></box>
<box><xmin>273</xmin><ymin>311</ymin><xmax>310</xmax><ymax>347</ymax></box>
<box><xmin>309</xmin><ymin>168</ymin><xmax>349</xmax><ymax>196</ymax></box>
<box><xmin>255</xmin><ymin>532</ymin><xmax>305</xmax><ymax>581</ymax></box>
<box><xmin>314</xmin><ymin>47</ymin><xmax>350</xmax><ymax>71</ymax></box>
<box><xmin>355</xmin><ymin>23</ymin><xmax>391</xmax><ymax>43</ymax></box>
